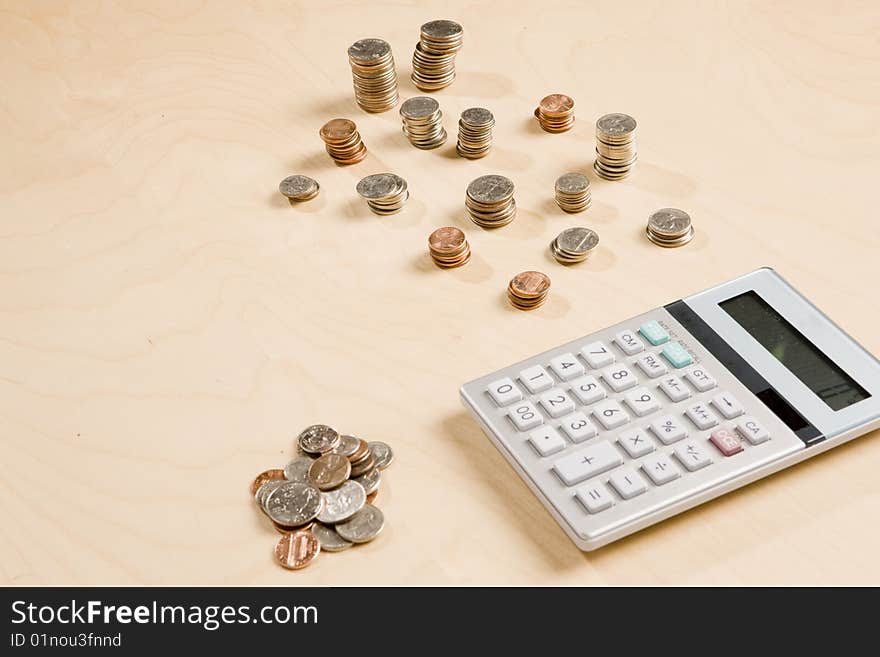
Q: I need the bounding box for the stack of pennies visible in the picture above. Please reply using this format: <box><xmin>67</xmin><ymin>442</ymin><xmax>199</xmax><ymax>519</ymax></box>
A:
<box><xmin>348</xmin><ymin>38</ymin><xmax>399</xmax><ymax>113</ymax></box>
<box><xmin>428</xmin><ymin>226</ymin><xmax>471</xmax><ymax>268</ymax></box>
<box><xmin>411</xmin><ymin>20</ymin><xmax>464</xmax><ymax>91</ymax></box>
<box><xmin>554</xmin><ymin>172</ymin><xmax>592</xmax><ymax>213</ymax></box>
<box><xmin>356</xmin><ymin>173</ymin><xmax>409</xmax><ymax>215</ymax></box>
<box><xmin>456</xmin><ymin>107</ymin><xmax>494</xmax><ymax>159</ymax></box>
<box><xmin>465</xmin><ymin>174</ymin><xmax>516</xmax><ymax>228</ymax></box>
<box><xmin>534</xmin><ymin>94</ymin><xmax>575</xmax><ymax>133</ymax></box>
<box><xmin>550</xmin><ymin>226</ymin><xmax>600</xmax><ymax>265</ymax></box>
<box><xmin>594</xmin><ymin>113</ymin><xmax>637</xmax><ymax>180</ymax></box>
<box><xmin>279</xmin><ymin>175</ymin><xmax>319</xmax><ymax>204</ymax></box>
<box><xmin>400</xmin><ymin>97</ymin><xmax>447</xmax><ymax>149</ymax></box>
<box><xmin>507</xmin><ymin>271</ymin><xmax>551</xmax><ymax>310</ymax></box>
<box><xmin>646</xmin><ymin>208</ymin><xmax>694</xmax><ymax>247</ymax></box>
<box><xmin>319</xmin><ymin>118</ymin><xmax>367</xmax><ymax>165</ymax></box>
<box><xmin>251</xmin><ymin>424</ymin><xmax>395</xmax><ymax>570</ymax></box>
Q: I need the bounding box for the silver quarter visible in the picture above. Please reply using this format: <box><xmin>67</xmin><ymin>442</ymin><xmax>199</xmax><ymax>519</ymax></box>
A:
<box><xmin>332</xmin><ymin>434</ymin><xmax>361</xmax><ymax>458</ymax></box>
<box><xmin>353</xmin><ymin>467</ymin><xmax>381</xmax><ymax>495</ymax></box>
<box><xmin>648</xmin><ymin>208</ymin><xmax>691</xmax><ymax>236</ymax></box>
<box><xmin>335</xmin><ymin>504</ymin><xmax>385</xmax><ymax>544</ymax></box>
<box><xmin>297</xmin><ymin>424</ymin><xmax>340</xmax><ymax>454</ymax></box>
<box><xmin>596</xmin><ymin>113</ymin><xmax>637</xmax><ymax>136</ymax></box>
<box><xmin>368</xmin><ymin>441</ymin><xmax>394</xmax><ymax>469</ymax></box>
<box><xmin>460</xmin><ymin>107</ymin><xmax>493</xmax><ymax>126</ymax></box>
<box><xmin>556</xmin><ymin>227</ymin><xmax>599</xmax><ymax>254</ymax></box>
<box><xmin>357</xmin><ymin>173</ymin><xmax>406</xmax><ymax>200</ymax></box>
<box><xmin>264</xmin><ymin>482</ymin><xmax>324</xmax><ymax>527</ymax></box>
<box><xmin>555</xmin><ymin>172</ymin><xmax>590</xmax><ymax>195</ymax></box>
<box><xmin>348</xmin><ymin>38</ymin><xmax>392</xmax><ymax>62</ymax></box>
<box><xmin>421</xmin><ymin>19</ymin><xmax>463</xmax><ymax>39</ymax></box>
<box><xmin>467</xmin><ymin>175</ymin><xmax>514</xmax><ymax>204</ymax></box>
<box><xmin>311</xmin><ymin>522</ymin><xmax>354</xmax><ymax>552</ymax></box>
<box><xmin>283</xmin><ymin>457</ymin><xmax>314</xmax><ymax>483</ymax></box>
<box><xmin>316</xmin><ymin>480</ymin><xmax>366</xmax><ymax>524</ymax></box>
<box><xmin>279</xmin><ymin>175</ymin><xmax>318</xmax><ymax>200</ymax></box>
<box><xmin>400</xmin><ymin>96</ymin><xmax>440</xmax><ymax>119</ymax></box>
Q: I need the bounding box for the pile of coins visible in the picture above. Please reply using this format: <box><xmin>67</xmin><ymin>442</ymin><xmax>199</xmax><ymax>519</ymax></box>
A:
<box><xmin>507</xmin><ymin>271</ymin><xmax>551</xmax><ymax>310</ymax></box>
<box><xmin>348</xmin><ymin>38</ymin><xmax>399</xmax><ymax>113</ymax></box>
<box><xmin>594</xmin><ymin>113</ymin><xmax>637</xmax><ymax>180</ymax></box>
<box><xmin>646</xmin><ymin>208</ymin><xmax>694</xmax><ymax>247</ymax></box>
<box><xmin>411</xmin><ymin>20</ymin><xmax>464</xmax><ymax>91</ymax></box>
<box><xmin>319</xmin><ymin>118</ymin><xmax>367</xmax><ymax>165</ymax></box>
<box><xmin>466</xmin><ymin>174</ymin><xmax>516</xmax><ymax>228</ymax></box>
<box><xmin>554</xmin><ymin>172</ymin><xmax>591</xmax><ymax>213</ymax></box>
<box><xmin>456</xmin><ymin>107</ymin><xmax>494</xmax><ymax>159</ymax></box>
<box><xmin>356</xmin><ymin>173</ymin><xmax>409</xmax><ymax>215</ymax></box>
<box><xmin>550</xmin><ymin>226</ymin><xmax>599</xmax><ymax>265</ymax></box>
<box><xmin>279</xmin><ymin>175</ymin><xmax>319</xmax><ymax>204</ymax></box>
<box><xmin>428</xmin><ymin>226</ymin><xmax>471</xmax><ymax>268</ymax></box>
<box><xmin>251</xmin><ymin>424</ymin><xmax>395</xmax><ymax>570</ymax></box>
<box><xmin>534</xmin><ymin>94</ymin><xmax>575</xmax><ymax>133</ymax></box>
<box><xmin>400</xmin><ymin>97</ymin><xmax>447</xmax><ymax>149</ymax></box>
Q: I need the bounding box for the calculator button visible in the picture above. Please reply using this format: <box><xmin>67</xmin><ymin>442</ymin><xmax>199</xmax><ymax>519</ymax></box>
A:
<box><xmin>711</xmin><ymin>392</ymin><xmax>744</xmax><ymax>419</ymax></box>
<box><xmin>710</xmin><ymin>428</ymin><xmax>744</xmax><ymax>456</ymax></box>
<box><xmin>559</xmin><ymin>412</ymin><xmax>598</xmax><ymax>443</ymax></box>
<box><xmin>635</xmin><ymin>352</ymin><xmax>668</xmax><ymax>378</ymax></box>
<box><xmin>575</xmin><ymin>484</ymin><xmax>614</xmax><ymax>514</ymax></box>
<box><xmin>684</xmin><ymin>366</ymin><xmax>717</xmax><ymax>392</ymax></box>
<box><xmin>519</xmin><ymin>365</ymin><xmax>554</xmax><ymax>394</ymax></box>
<box><xmin>593</xmin><ymin>399</ymin><xmax>630</xmax><ymax>430</ymax></box>
<box><xmin>539</xmin><ymin>388</ymin><xmax>576</xmax><ymax>418</ymax></box>
<box><xmin>736</xmin><ymin>416</ymin><xmax>771</xmax><ymax>445</ymax></box>
<box><xmin>614</xmin><ymin>329</ymin><xmax>645</xmax><ymax>355</ymax></box>
<box><xmin>658</xmin><ymin>375</ymin><xmax>691</xmax><ymax>402</ymax></box>
<box><xmin>673</xmin><ymin>440</ymin><xmax>713</xmax><ymax>471</ymax></box>
<box><xmin>553</xmin><ymin>440</ymin><xmax>622</xmax><ymax>486</ymax></box>
<box><xmin>642</xmin><ymin>454</ymin><xmax>681</xmax><ymax>486</ymax></box>
<box><xmin>661</xmin><ymin>341</ymin><xmax>694</xmax><ymax>368</ymax></box>
<box><xmin>487</xmin><ymin>377</ymin><xmax>522</xmax><ymax>406</ymax></box>
<box><xmin>528</xmin><ymin>425</ymin><xmax>566</xmax><ymax>457</ymax></box>
<box><xmin>623</xmin><ymin>386</ymin><xmax>661</xmax><ymax>417</ymax></box>
<box><xmin>581</xmin><ymin>341</ymin><xmax>615</xmax><ymax>368</ymax></box>
<box><xmin>508</xmin><ymin>401</ymin><xmax>543</xmax><ymax>431</ymax></box>
<box><xmin>600</xmin><ymin>364</ymin><xmax>638</xmax><ymax>392</ymax></box>
<box><xmin>639</xmin><ymin>320</ymin><xmax>670</xmax><ymax>346</ymax></box>
<box><xmin>650</xmin><ymin>414</ymin><xmax>689</xmax><ymax>444</ymax></box>
<box><xmin>685</xmin><ymin>403</ymin><xmax>719</xmax><ymax>430</ymax></box>
<box><xmin>549</xmin><ymin>352</ymin><xmax>586</xmax><ymax>381</ymax></box>
<box><xmin>618</xmin><ymin>428</ymin><xmax>655</xmax><ymax>458</ymax></box>
<box><xmin>569</xmin><ymin>375</ymin><xmax>607</xmax><ymax>405</ymax></box>
<box><xmin>609</xmin><ymin>468</ymin><xmax>648</xmax><ymax>499</ymax></box>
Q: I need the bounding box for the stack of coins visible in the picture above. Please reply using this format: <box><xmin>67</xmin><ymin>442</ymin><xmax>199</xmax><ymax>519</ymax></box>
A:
<box><xmin>594</xmin><ymin>113</ymin><xmax>637</xmax><ymax>180</ymax></box>
<box><xmin>465</xmin><ymin>174</ymin><xmax>516</xmax><ymax>228</ymax></box>
<box><xmin>554</xmin><ymin>172</ymin><xmax>591</xmax><ymax>213</ymax></box>
<box><xmin>411</xmin><ymin>20</ymin><xmax>464</xmax><ymax>91</ymax></box>
<box><xmin>400</xmin><ymin>97</ymin><xmax>447</xmax><ymax>149</ymax></box>
<box><xmin>356</xmin><ymin>173</ymin><xmax>409</xmax><ymax>215</ymax></box>
<box><xmin>279</xmin><ymin>175</ymin><xmax>319</xmax><ymax>204</ymax></box>
<box><xmin>646</xmin><ymin>208</ymin><xmax>694</xmax><ymax>247</ymax></box>
<box><xmin>456</xmin><ymin>107</ymin><xmax>494</xmax><ymax>159</ymax></box>
<box><xmin>252</xmin><ymin>424</ymin><xmax>395</xmax><ymax>570</ymax></box>
<box><xmin>348</xmin><ymin>38</ymin><xmax>399</xmax><ymax>113</ymax></box>
<box><xmin>550</xmin><ymin>227</ymin><xmax>600</xmax><ymax>265</ymax></box>
<box><xmin>428</xmin><ymin>226</ymin><xmax>471</xmax><ymax>268</ymax></box>
<box><xmin>319</xmin><ymin>118</ymin><xmax>367</xmax><ymax>165</ymax></box>
<box><xmin>507</xmin><ymin>271</ymin><xmax>551</xmax><ymax>310</ymax></box>
<box><xmin>534</xmin><ymin>94</ymin><xmax>575</xmax><ymax>133</ymax></box>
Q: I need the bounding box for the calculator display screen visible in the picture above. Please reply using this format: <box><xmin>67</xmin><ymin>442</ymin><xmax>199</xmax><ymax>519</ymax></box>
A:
<box><xmin>720</xmin><ymin>291</ymin><xmax>870</xmax><ymax>411</ymax></box>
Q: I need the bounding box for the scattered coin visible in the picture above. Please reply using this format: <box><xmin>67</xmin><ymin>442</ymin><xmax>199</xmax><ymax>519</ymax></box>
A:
<box><xmin>349</xmin><ymin>443</ymin><xmax>376</xmax><ymax>478</ymax></box>
<box><xmin>428</xmin><ymin>226</ymin><xmax>471</xmax><ymax>268</ymax></box>
<box><xmin>317</xmin><ymin>480</ymin><xmax>367</xmax><ymax>524</ymax></box>
<box><xmin>311</xmin><ymin>522</ymin><xmax>354</xmax><ymax>552</ymax></box>
<box><xmin>264</xmin><ymin>481</ymin><xmax>324</xmax><ymax>527</ymax></box>
<box><xmin>551</xmin><ymin>227</ymin><xmax>600</xmax><ymax>265</ymax></box>
<box><xmin>308</xmin><ymin>453</ymin><xmax>352</xmax><ymax>491</ymax></box>
<box><xmin>332</xmin><ymin>434</ymin><xmax>361</xmax><ymax>458</ymax></box>
<box><xmin>366</xmin><ymin>490</ymin><xmax>378</xmax><ymax>504</ymax></box>
<box><xmin>646</xmin><ymin>208</ymin><xmax>694</xmax><ymax>247</ymax></box>
<box><xmin>466</xmin><ymin>174</ymin><xmax>516</xmax><ymax>228</ymax></box>
<box><xmin>411</xmin><ymin>20</ymin><xmax>463</xmax><ymax>91</ymax></box>
<box><xmin>335</xmin><ymin>504</ymin><xmax>385</xmax><ymax>544</ymax></box>
<box><xmin>508</xmin><ymin>271</ymin><xmax>551</xmax><ymax>310</ymax></box>
<box><xmin>274</xmin><ymin>530</ymin><xmax>320</xmax><ymax>570</ymax></box>
<box><xmin>279</xmin><ymin>175</ymin><xmax>319</xmax><ymax>203</ymax></box>
<box><xmin>456</xmin><ymin>107</ymin><xmax>494</xmax><ymax>159</ymax></box>
<box><xmin>594</xmin><ymin>113</ymin><xmax>637</xmax><ymax>180</ymax></box>
<box><xmin>368</xmin><ymin>442</ymin><xmax>394</xmax><ymax>470</ymax></box>
<box><xmin>255</xmin><ymin>478</ymin><xmax>286</xmax><ymax>512</ymax></box>
<box><xmin>400</xmin><ymin>97</ymin><xmax>447</xmax><ymax>149</ymax></box>
<box><xmin>283</xmin><ymin>457</ymin><xmax>314</xmax><ymax>483</ymax></box>
<box><xmin>319</xmin><ymin>118</ymin><xmax>368</xmax><ymax>165</ymax></box>
<box><xmin>348</xmin><ymin>38</ymin><xmax>399</xmax><ymax>113</ymax></box>
<box><xmin>554</xmin><ymin>172</ymin><xmax>592</xmax><ymax>213</ymax></box>
<box><xmin>356</xmin><ymin>173</ymin><xmax>409</xmax><ymax>215</ymax></box>
<box><xmin>535</xmin><ymin>94</ymin><xmax>575</xmax><ymax>133</ymax></box>
<box><xmin>297</xmin><ymin>424</ymin><xmax>341</xmax><ymax>455</ymax></box>
<box><xmin>273</xmin><ymin>520</ymin><xmax>314</xmax><ymax>534</ymax></box>
<box><xmin>250</xmin><ymin>469</ymin><xmax>286</xmax><ymax>497</ymax></box>
<box><xmin>353</xmin><ymin>467</ymin><xmax>381</xmax><ymax>496</ymax></box>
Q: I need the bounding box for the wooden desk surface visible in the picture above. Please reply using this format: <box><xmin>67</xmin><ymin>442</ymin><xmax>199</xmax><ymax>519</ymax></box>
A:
<box><xmin>2</xmin><ymin>1</ymin><xmax>879</xmax><ymax>585</ymax></box>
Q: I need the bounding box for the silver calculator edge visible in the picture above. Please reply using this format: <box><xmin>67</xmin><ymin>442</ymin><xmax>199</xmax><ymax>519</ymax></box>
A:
<box><xmin>459</xmin><ymin>267</ymin><xmax>880</xmax><ymax>551</ymax></box>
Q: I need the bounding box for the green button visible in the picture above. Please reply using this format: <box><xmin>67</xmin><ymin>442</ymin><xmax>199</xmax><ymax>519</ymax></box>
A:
<box><xmin>639</xmin><ymin>320</ymin><xmax>669</xmax><ymax>346</ymax></box>
<box><xmin>662</xmin><ymin>342</ymin><xmax>693</xmax><ymax>368</ymax></box>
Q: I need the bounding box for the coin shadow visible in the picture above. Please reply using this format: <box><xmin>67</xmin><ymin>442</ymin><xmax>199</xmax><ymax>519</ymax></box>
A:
<box><xmin>290</xmin><ymin>150</ymin><xmax>337</xmax><ymax>175</ymax></box>
<box><xmin>541</xmin><ymin>243</ymin><xmax>617</xmax><ymax>273</ymax></box>
<box><xmin>635</xmin><ymin>224</ymin><xmax>709</xmax><ymax>252</ymax></box>
<box><xmin>305</xmin><ymin>95</ymin><xmax>361</xmax><ymax>119</ymax></box>
<box><xmin>496</xmin><ymin>209</ymin><xmax>551</xmax><ymax>240</ymax></box>
<box><xmin>489</xmin><ymin>146</ymin><xmax>533</xmax><ymax>172</ymax></box>
<box><xmin>496</xmin><ymin>290</ymin><xmax>570</xmax><ymax>319</ymax></box>
<box><xmin>266</xmin><ymin>192</ymin><xmax>328</xmax><ymax>214</ymax></box>
<box><xmin>407</xmin><ymin>251</ymin><xmax>492</xmax><ymax>283</ymax></box>
<box><xmin>521</xmin><ymin>116</ymin><xmax>545</xmax><ymax>136</ymax></box>
<box><xmin>439</xmin><ymin>71</ymin><xmax>516</xmax><ymax>98</ymax></box>
<box><xmin>630</xmin><ymin>161</ymin><xmax>698</xmax><ymax>198</ymax></box>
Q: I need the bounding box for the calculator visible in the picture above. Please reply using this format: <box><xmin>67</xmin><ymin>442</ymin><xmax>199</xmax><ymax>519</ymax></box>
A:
<box><xmin>460</xmin><ymin>268</ymin><xmax>880</xmax><ymax>550</ymax></box>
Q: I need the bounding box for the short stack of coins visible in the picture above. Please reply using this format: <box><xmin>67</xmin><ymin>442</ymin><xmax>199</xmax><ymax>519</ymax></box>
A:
<box><xmin>400</xmin><ymin>97</ymin><xmax>447</xmax><ymax>149</ymax></box>
<box><xmin>252</xmin><ymin>424</ymin><xmax>395</xmax><ymax>570</ymax></box>
<box><xmin>507</xmin><ymin>271</ymin><xmax>551</xmax><ymax>310</ymax></box>
<box><xmin>534</xmin><ymin>94</ymin><xmax>575</xmax><ymax>133</ymax></box>
<box><xmin>319</xmin><ymin>118</ymin><xmax>367</xmax><ymax>165</ymax></box>
<box><xmin>456</xmin><ymin>107</ymin><xmax>494</xmax><ymax>159</ymax></box>
<box><xmin>554</xmin><ymin>172</ymin><xmax>591</xmax><ymax>213</ymax></box>
<box><xmin>279</xmin><ymin>175</ymin><xmax>320</xmax><ymax>204</ymax></box>
<box><xmin>428</xmin><ymin>226</ymin><xmax>471</xmax><ymax>268</ymax></box>
<box><xmin>348</xmin><ymin>38</ymin><xmax>399</xmax><ymax>113</ymax></box>
<box><xmin>411</xmin><ymin>20</ymin><xmax>464</xmax><ymax>91</ymax></box>
<box><xmin>646</xmin><ymin>208</ymin><xmax>694</xmax><ymax>247</ymax></box>
<box><xmin>356</xmin><ymin>173</ymin><xmax>409</xmax><ymax>215</ymax></box>
<box><xmin>594</xmin><ymin>113</ymin><xmax>637</xmax><ymax>180</ymax></box>
<box><xmin>465</xmin><ymin>174</ymin><xmax>516</xmax><ymax>228</ymax></box>
<box><xmin>550</xmin><ymin>226</ymin><xmax>599</xmax><ymax>265</ymax></box>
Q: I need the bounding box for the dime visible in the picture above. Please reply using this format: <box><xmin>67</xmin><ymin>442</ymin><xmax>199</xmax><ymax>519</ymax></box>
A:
<box><xmin>466</xmin><ymin>174</ymin><xmax>516</xmax><ymax>228</ymax></box>
<box><xmin>279</xmin><ymin>175</ymin><xmax>319</xmax><ymax>203</ymax></box>
<box><xmin>554</xmin><ymin>172</ymin><xmax>592</xmax><ymax>213</ymax></box>
<box><xmin>250</xmin><ymin>469</ymin><xmax>285</xmax><ymax>497</ymax></box>
<box><xmin>646</xmin><ymin>208</ymin><xmax>694</xmax><ymax>247</ymax></box>
<box><xmin>319</xmin><ymin>118</ymin><xmax>368</xmax><ymax>165</ymax></box>
<box><xmin>317</xmin><ymin>480</ymin><xmax>366</xmax><ymax>524</ymax></box>
<box><xmin>594</xmin><ymin>113</ymin><xmax>637</xmax><ymax>180</ymax></box>
<box><xmin>274</xmin><ymin>530</ymin><xmax>320</xmax><ymax>570</ymax></box>
<box><xmin>368</xmin><ymin>441</ymin><xmax>394</xmax><ymax>470</ymax></box>
<box><xmin>508</xmin><ymin>271</ymin><xmax>551</xmax><ymax>310</ymax></box>
<box><xmin>550</xmin><ymin>227</ymin><xmax>600</xmax><ymax>265</ymax></box>
<box><xmin>308</xmin><ymin>453</ymin><xmax>352</xmax><ymax>491</ymax></box>
<box><xmin>332</xmin><ymin>434</ymin><xmax>361</xmax><ymax>458</ymax></box>
<box><xmin>411</xmin><ymin>20</ymin><xmax>463</xmax><ymax>91</ymax></box>
<box><xmin>297</xmin><ymin>424</ymin><xmax>340</xmax><ymax>455</ymax></box>
<box><xmin>400</xmin><ymin>96</ymin><xmax>447</xmax><ymax>149</ymax></box>
<box><xmin>283</xmin><ymin>457</ymin><xmax>314</xmax><ymax>483</ymax></box>
<box><xmin>353</xmin><ymin>467</ymin><xmax>381</xmax><ymax>496</ymax></box>
<box><xmin>348</xmin><ymin>38</ymin><xmax>399</xmax><ymax>113</ymax></box>
<box><xmin>349</xmin><ymin>452</ymin><xmax>376</xmax><ymax>478</ymax></box>
<box><xmin>428</xmin><ymin>226</ymin><xmax>471</xmax><ymax>268</ymax></box>
<box><xmin>356</xmin><ymin>173</ymin><xmax>409</xmax><ymax>215</ymax></box>
<box><xmin>256</xmin><ymin>478</ymin><xmax>286</xmax><ymax>513</ymax></box>
<box><xmin>456</xmin><ymin>107</ymin><xmax>494</xmax><ymax>159</ymax></box>
<box><xmin>335</xmin><ymin>504</ymin><xmax>385</xmax><ymax>544</ymax></box>
<box><xmin>264</xmin><ymin>482</ymin><xmax>324</xmax><ymax>527</ymax></box>
<box><xmin>535</xmin><ymin>94</ymin><xmax>575</xmax><ymax>133</ymax></box>
<box><xmin>311</xmin><ymin>522</ymin><xmax>354</xmax><ymax>552</ymax></box>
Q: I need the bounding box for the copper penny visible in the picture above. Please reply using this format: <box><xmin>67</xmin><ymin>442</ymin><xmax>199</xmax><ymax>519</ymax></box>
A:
<box><xmin>274</xmin><ymin>520</ymin><xmax>315</xmax><ymax>534</ymax></box>
<box><xmin>274</xmin><ymin>530</ymin><xmax>320</xmax><ymax>570</ymax></box>
<box><xmin>510</xmin><ymin>271</ymin><xmax>551</xmax><ymax>297</ymax></box>
<box><xmin>366</xmin><ymin>490</ymin><xmax>378</xmax><ymax>504</ymax></box>
<box><xmin>250</xmin><ymin>469</ymin><xmax>285</xmax><ymax>497</ymax></box>
<box><xmin>429</xmin><ymin>226</ymin><xmax>466</xmax><ymax>252</ymax></box>
<box><xmin>539</xmin><ymin>93</ymin><xmax>574</xmax><ymax>116</ymax></box>
<box><xmin>308</xmin><ymin>453</ymin><xmax>351</xmax><ymax>490</ymax></box>
<box><xmin>320</xmin><ymin>118</ymin><xmax>357</xmax><ymax>142</ymax></box>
